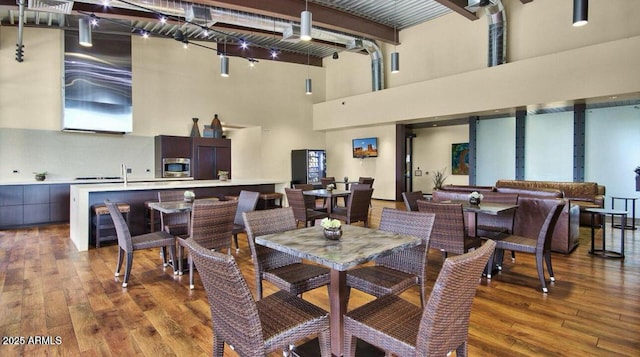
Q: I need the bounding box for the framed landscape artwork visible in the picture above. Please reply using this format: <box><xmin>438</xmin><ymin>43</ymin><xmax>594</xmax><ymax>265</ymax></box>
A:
<box><xmin>451</xmin><ymin>142</ymin><xmax>469</xmax><ymax>175</ymax></box>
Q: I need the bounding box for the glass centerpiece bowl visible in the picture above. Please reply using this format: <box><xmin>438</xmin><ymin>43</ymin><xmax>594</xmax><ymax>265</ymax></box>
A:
<box><xmin>320</xmin><ymin>218</ymin><xmax>342</xmax><ymax>240</ymax></box>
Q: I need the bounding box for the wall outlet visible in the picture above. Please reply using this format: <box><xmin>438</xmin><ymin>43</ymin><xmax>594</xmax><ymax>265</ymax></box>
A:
<box><xmin>127</xmin><ymin>168</ymin><xmax>132</xmax><ymax>174</ymax></box>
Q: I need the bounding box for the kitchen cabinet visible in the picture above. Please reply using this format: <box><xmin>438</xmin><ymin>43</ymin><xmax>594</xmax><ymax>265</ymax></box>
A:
<box><xmin>0</xmin><ymin>184</ymin><xmax>70</xmax><ymax>228</ymax></box>
<box><xmin>192</xmin><ymin>137</ymin><xmax>231</xmax><ymax>180</ymax></box>
<box><xmin>154</xmin><ymin>135</ymin><xmax>192</xmax><ymax>177</ymax></box>
<box><xmin>155</xmin><ymin>135</ymin><xmax>231</xmax><ymax>180</ymax></box>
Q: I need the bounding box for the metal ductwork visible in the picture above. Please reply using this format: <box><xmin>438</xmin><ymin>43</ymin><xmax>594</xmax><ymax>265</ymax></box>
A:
<box><xmin>485</xmin><ymin>0</ymin><xmax>506</xmax><ymax>66</ymax></box>
<box><xmin>466</xmin><ymin>0</ymin><xmax>506</xmax><ymax>67</ymax></box>
<box><xmin>346</xmin><ymin>39</ymin><xmax>384</xmax><ymax>91</ymax></box>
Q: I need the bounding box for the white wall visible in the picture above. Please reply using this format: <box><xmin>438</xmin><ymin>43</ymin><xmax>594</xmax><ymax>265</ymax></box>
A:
<box><xmin>324</xmin><ymin>125</ymin><xmax>396</xmax><ymax>200</ymax></box>
<box><xmin>0</xmin><ymin>27</ymin><xmax>326</xmax><ymax>183</ymax></box>
<box><xmin>412</xmin><ymin>125</ymin><xmax>469</xmax><ymax>193</ymax></box>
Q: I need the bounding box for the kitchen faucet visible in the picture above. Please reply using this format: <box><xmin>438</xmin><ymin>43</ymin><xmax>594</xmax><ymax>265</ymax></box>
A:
<box><xmin>121</xmin><ymin>163</ymin><xmax>128</xmax><ymax>186</ymax></box>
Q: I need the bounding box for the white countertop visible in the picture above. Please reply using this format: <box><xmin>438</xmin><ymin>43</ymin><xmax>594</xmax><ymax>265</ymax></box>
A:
<box><xmin>0</xmin><ymin>177</ymin><xmax>195</xmax><ymax>186</ymax></box>
<box><xmin>70</xmin><ymin>179</ymin><xmax>285</xmax><ymax>192</ymax></box>
<box><xmin>69</xmin><ymin>178</ymin><xmax>287</xmax><ymax>252</ymax></box>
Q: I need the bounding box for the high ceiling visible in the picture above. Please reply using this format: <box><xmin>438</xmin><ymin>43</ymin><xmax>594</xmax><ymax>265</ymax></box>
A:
<box><xmin>0</xmin><ymin>0</ymin><xmax>534</xmax><ymax>65</ymax></box>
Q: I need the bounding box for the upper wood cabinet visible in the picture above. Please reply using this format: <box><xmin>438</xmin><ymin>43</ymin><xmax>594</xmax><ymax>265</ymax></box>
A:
<box><xmin>155</xmin><ymin>135</ymin><xmax>231</xmax><ymax>179</ymax></box>
<box><xmin>192</xmin><ymin>137</ymin><xmax>231</xmax><ymax>180</ymax></box>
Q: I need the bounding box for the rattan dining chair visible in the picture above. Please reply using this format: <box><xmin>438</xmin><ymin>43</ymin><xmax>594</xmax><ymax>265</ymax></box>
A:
<box><xmin>358</xmin><ymin>177</ymin><xmax>375</xmax><ymax>187</ymax></box>
<box><xmin>486</xmin><ymin>198</ymin><xmax>565</xmax><ymax>293</ymax></box>
<box><xmin>105</xmin><ymin>200</ymin><xmax>177</xmax><ymax>288</ymax></box>
<box><xmin>343</xmin><ymin>240</ymin><xmax>496</xmax><ymax>357</ymax></box>
<box><xmin>243</xmin><ymin>207</ymin><xmax>331</xmax><ymax>300</ymax></box>
<box><xmin>417</xmin><ymin>200</ymin><xmax>482</xmax><ymax>258</ymax></box>
<box><xmin>330</xmin><ymin>188</ymin><xmax>374</xmax><ymax>227</ymax></box>
<box><xmin>401</xmin><ymin>191</ymin><xmax>424</xmax><ymax>211</ymax></box>
<box><xmin>181</xmin><ymin>237</ymin><xmax>331</xmax><ymax>357</ymax></box>
<box><xmin>293</xmin><ymin>183</ymin><xmax>326</xmax><ymax>211</ymax></box>
<box><xmin>346</xmin><ymin>208</ymin><xmax>435</xmax><ymax>306</ymax></box>
<box><xmin>230</xmin><ymin>190</ymin><xmax>260</xmax><ymax>254</ymax></box>
<box><xmin>285</xmin><ymin>188</ymin><xmax>329</xmax><ymax>227</ymax></box>
<box><xmin>179</xmin><ymin>199</ymin><xmax>237</xmax><ymax>289</ymax></box>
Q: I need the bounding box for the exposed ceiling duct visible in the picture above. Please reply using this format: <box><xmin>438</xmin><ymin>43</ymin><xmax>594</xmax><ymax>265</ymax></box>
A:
<box><xmin>27</xmin><ymin>0</ymin><xmax>73</xmax><ymax>14</ymax></box>
<box><xmin>466</xmin><ymin>0</ymin><xmax>506</xmax><ymax>67</ymax></box>
<box><xmin>347</xmin><ymin>39</ymin><xmax>384</xmax><ymax>91</ymax></box>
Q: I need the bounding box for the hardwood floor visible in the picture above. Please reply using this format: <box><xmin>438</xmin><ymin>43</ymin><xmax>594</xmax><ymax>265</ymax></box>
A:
<box><xmin>0</xmin><ymin>200</ymin><xmax>639</xmax><ymax>356</ymax></box>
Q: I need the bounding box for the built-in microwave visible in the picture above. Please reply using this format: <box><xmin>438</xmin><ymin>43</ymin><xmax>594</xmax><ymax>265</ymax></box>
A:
<box><xmin>162</xmin><ymin>158</ymin><xmax>191</xmax><ymax>178</ymax></box>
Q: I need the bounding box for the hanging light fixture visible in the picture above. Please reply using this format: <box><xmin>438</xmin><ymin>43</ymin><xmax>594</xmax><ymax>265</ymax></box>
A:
<box><xmin>78</xmin><ymin>17</ymin><xmax>92</xmax><ymax>47</ymax></box>
<box><xmin>305</xmin><ymin>50</ymin><xmax>312</xmax><ymax>95</ymax></box>
<box><xmin>220</xmin><ymin>40</ymin><xmax>229</xmax><ymax>77</ymax></box>
<box><xmin>300</xmin><ymin>0</ymin><xmax>312</xmax><ymax>41</ymax></box>
<box><xmin>391</xmin><ymin>0</ymin><xmax>399</xmax><ymax>73</ymax></box>
<box><xmin>573</xmin><ymin>0</ymin><xmax>588</xmax><ymax>27</ymax></box>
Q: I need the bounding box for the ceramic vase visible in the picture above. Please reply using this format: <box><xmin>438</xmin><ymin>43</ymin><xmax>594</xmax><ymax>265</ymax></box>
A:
<box><xmin>210</xmin><ymin>114</ymin><xmax>223</xmax><ymax>138</ymax></box>
<box><xmin>190</xmin><ymin>118</ymin><xmax>201</xmax><ymax>137</ymax></box>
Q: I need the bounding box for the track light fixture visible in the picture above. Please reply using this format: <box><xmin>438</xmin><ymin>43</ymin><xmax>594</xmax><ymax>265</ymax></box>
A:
<box><xmin>78</xmin><ymin>17</ymin><xmax>92</xmax><ymax>47</ymax></box>
<box><xmin>300</xmin><ymin>0</ymin><xmax>312</xmax><ymax>41</ymax></box>
<box><xmin>573</xmin><ymin>0</ymin><xmax>588</xmax><ymax>27</ymax></box>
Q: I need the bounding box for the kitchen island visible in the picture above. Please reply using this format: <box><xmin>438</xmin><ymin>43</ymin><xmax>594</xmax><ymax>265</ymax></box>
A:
<box><xmin>70</xmin><ymin>179</ymin><xmax>286</xmax><ymax>251</ymax></box>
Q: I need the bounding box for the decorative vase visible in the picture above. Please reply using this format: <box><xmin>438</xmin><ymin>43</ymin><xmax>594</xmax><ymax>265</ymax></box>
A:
<box><xmin>469</xmin><ymin>197</ymin><xmax>481</xmax><ymax>205</ymax></box>
<box><xmin>190</xmin><ymin>118</ymin><xmax>201</xmax><ymax>137</ymax></box>
<box><xmin>210</xmin><ymin>114</ymin><xmax>223</xmax><ymax>138</ymax></box>
<box><xmin>323</xmin><ymin>227</ymin><xmax>342</xmax><ymax>240</ymax></box>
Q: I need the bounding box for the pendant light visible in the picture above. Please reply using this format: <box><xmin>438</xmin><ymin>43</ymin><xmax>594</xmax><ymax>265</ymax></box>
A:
<box><xmin>220</xmin><ymin>39</ymin><xmax>229</xmax><ymax>77</ymax></box>
<box><xmin>300</xmin><ymin>0</ymin><xmax>312</xmax><ymax>41</ymax></box>
<box><xmin>78</xmin><ymin>17</ymin><xmax>92</xmax><ymax>47</ymax></box>
<box><xmin>390</xmin><ymin>0</ymin><xmax>399</xmax><ymax>73</ymax></box>
<box><xmin>305</xmin><ymin>49</ymin><xmax>312</xmax><ymax>95</ymax></box>
<box><xmin>573</xmin><ymin>0</ymin><xmax>588</xmax><ymax>27</ymax></box>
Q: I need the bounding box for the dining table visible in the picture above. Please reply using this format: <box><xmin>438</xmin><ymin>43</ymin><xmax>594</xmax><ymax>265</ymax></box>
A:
<box><xmin>147</xmin><ymin>198</ymin><xmax>219</xmax><ymax>273</ymax></box>
<box><xmin>303</xmin><ymin>189</ymin><xmax>351</xmax><ymax>214</ymax></box>
<box><xmin>441</xmin><ymin>200</ymin><xmax>519</xmax><ymax>237</ymax></box>
<box><xmin>256</xmin><ymin>224</ymin><xmax>421</xmax><ymax>357</ymax></box>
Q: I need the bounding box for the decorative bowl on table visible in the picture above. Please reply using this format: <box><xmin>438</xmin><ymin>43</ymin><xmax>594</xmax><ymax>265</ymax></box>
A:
<box><xmin>321</xmin><ymin>218</ymin><xmax>342</xmax><ymax>240</ymax></box>
<box><xmin>184</xmin><ymin>190</ymin><xmax>195</xmax><ymax>203</ymax></box>
<box><xmin>468</xmin><ymin>191</ymin><xmax>483</xmax><ymax>205</ymax></box>
<box><xmin>323</xmin><ymin>227</ymin><xmax>343</xmax><ymax>240</ymax></box>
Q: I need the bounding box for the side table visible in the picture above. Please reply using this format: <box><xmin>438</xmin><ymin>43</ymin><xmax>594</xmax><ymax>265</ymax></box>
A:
<box><xmin>610</xmin><ymin>196</ymin><xmax>637</xmax><ymax>230</ymax></box>
<box><xmin>585</xmin><ymin>208</ymin><xmax>626</xmax><ymax>259</ymax></box>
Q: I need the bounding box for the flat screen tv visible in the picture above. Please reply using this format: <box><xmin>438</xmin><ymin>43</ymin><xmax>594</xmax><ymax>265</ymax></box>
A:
<box><xmin>352</xmin><ymin>137</ymin><xmax>378</xmax><ymax>158</ymax></box>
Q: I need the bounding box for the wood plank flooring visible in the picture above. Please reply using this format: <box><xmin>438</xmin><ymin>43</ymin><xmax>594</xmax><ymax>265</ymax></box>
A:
<box><xmin>1</xmin><ymin>200</ymin><xmax>639</xmax><ymax>356</ymax></box>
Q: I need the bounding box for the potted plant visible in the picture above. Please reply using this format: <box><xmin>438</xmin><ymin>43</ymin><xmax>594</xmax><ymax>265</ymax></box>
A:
<box><xmin>320</xmin><ymin>217</ymin><xmax>342</xmax><ymax>240</ymax></box>
<box><xmin>33</xmin><ymin>171</ymin><xmax>47</xmax><ymax>181</ymax></box>
<box><xmin>218</xmin><ymin>170</ymin><xmax>229</xmax><ymax>181</ymax></box>
<box><xmin>432</xmin><ymin>167</ymin><xmax>448</xmax><ymax>190</ymax></box>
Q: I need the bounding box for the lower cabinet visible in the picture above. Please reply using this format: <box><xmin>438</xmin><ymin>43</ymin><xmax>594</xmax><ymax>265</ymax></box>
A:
<box><xmin>0</xmin><ymin>184</ymin><xmax>70</xmax><ymax>228</ymax></box>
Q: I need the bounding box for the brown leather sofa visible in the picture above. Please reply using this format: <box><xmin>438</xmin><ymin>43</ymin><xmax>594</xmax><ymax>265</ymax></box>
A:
<box><xmin>495</xmin><ymin>180</ymin><xmax>605</xmax><ymax>226</ymax></box>
<box><xmin>434</xmin><ymin>184</ymin><xmax>581</xmax><ymax>254</ymax></box>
